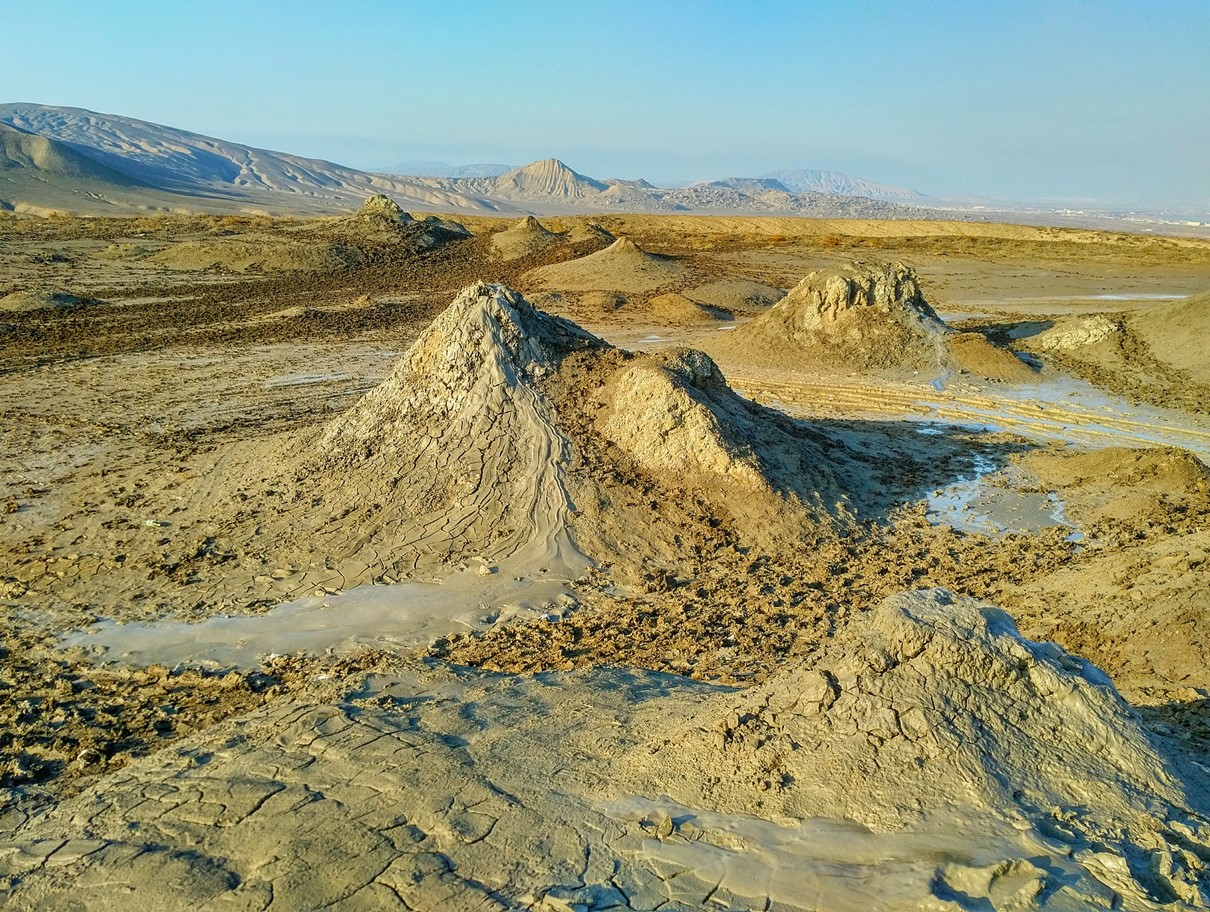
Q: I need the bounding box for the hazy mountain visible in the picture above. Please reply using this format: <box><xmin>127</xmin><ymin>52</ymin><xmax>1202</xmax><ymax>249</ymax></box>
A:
<box><xmin>0</xmin><ymin>104</ymin><xmax>935</xmax><ymax>220</ymax></box>
<box><xmin>0</xmin><ymin>103</ymin><xmax>513</xmax><ymax>215</ymax></box>
<box><xmin>380</xmin><ymin>161</ymin><xmax>513</xmax><ymax>179</ymax></box>
<box><xmin>761</xmin><ymin>169</ymin><xmax>923</xmax><ymax>202</ymax></box>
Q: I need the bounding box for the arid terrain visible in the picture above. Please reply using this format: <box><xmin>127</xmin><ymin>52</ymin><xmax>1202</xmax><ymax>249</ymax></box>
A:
<box><xmin>2</xmin><ymin>203</ymin><xmax>1210</xmax><ymax>909</ymax></box>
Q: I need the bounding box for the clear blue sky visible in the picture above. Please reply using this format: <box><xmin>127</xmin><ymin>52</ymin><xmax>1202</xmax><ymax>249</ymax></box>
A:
<box><xmin>6</xmin><ymin>0</ymin><xmax>1208</xmax><ymax>209</ymax></box>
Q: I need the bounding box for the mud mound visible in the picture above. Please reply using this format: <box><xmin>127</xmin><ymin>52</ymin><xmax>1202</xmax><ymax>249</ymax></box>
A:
<box><xmin>624</xmin><ymin>588</ymin><xmax>1208</xmax><ymax>907</ymax></box>
<box><xmin>599</xmin><ymin>347</ymin><xmax>851</xmax><ymax>531</ymax></box>
<box><xmin>563</xmin><ymin>221</ymin><xmax>615</xmax><ymax>244</ymax></box>
<box><xmin>714</xmin><ymin>261</ymin><xmax>1033</xmax><ymax>381</ymax></box>
<box><xmin>0</xmin><ymin>288</ymin><xmax>104</xmax><ymax>312</ymax></box>
<box><xmin>527</xmin><ymin>236</ymin><xmax>695</xmax><ymax>293</ymax></box>
<box><xmin>1034</xmin><ymin>314</ymin><xmax>1122</xmax><ymax>351</ymax></box>
<box><xmin>641</xmin><ymin>292</ymin><xmax>725</xmax><ymax>324</ymax></box>
<box><xmin>1024</xmin><ymin>445</ymin><xmax>1210</xmax><ymax>524</ymax></box>
<box><xmin>1024</xmin><ymin>297</ymin><xmax>1209</xmax><ymax>412</ymax></box>
<box><xmin>322</xmin><ymin>195</ymin><xmax>470</xmax><ymax>249</ymax></box>
<box><xmin>1129</xmin><ymin>290</ymin><xmax>1210</xmax><ymax>384</ymax></box>
<box><xmin>687</xmin><ymin>277</ymin><xmax>785</xmax><ymax>314</ymax></box>
<box><xmin>308</xmin><ymin>282</ymin><xmax>602</xmax><ymax>568</ymax></box>
<box><xmin>948</xmin><ymin>331</ymin><xmax>1039</xmax><ymax>380</ymax></box>
<box><xmin>356</xmin><ymin>193</ymin><xmax>414</xmax><ymax>223</ymax></box>
<box><xmin>714</xmin><ymin>261</ymin><xmax>950</xmax><ymax>373</ymax></box>
<box><xmin>578</xmin><ymin>290</ymin><xmax>627</xmax><ymax>312</ymax></box>
<box><xmin>490</xmin><ymin>215</ymin><xmax>559</xmax><ymax>260</ymax></box>
<box><xmin>1029</xmin><ymin>445</ymin><xmax>1210</xmax><ymax>494</ymax></box>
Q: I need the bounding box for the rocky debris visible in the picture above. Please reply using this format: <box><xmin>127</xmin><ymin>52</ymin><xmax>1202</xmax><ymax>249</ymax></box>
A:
<box><xmin>0</xmin><ymin>288</ymin><xmax>104</xmax><ymax>313</ymax></box>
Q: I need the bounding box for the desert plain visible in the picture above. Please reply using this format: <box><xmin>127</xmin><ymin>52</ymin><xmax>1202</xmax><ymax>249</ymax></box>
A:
<box><xmin>2</xmin><ymin>202</ymin><xmax>1210</xmax><ymax>909</ymax></box>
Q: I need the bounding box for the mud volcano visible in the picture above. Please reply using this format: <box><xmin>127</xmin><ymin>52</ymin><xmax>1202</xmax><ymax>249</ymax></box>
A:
<box><xmin>490</xmin><ymin>215</ymin><xmax>560</xmax><ymax>260</ymax></box>
<box><xmin>716</xmin><ymin>261</ymin><xmax>1034</xmax><ymax>380</ymax></box>
<box><xmin>323</xmin><ymin>194</ymin><xmax>471</xmax><ymax>249</ymax></box>
<box><xmin>527</xmin><ymin>236</ymin><xmax>696</xmax><ymax>293</ymax></box>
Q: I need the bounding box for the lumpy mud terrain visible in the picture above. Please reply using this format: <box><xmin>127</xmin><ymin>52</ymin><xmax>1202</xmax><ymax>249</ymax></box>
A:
<box><xmin>3</xmin><ymin>205</ymin><xmax>1210</xmax><ymax>909</ymax></box>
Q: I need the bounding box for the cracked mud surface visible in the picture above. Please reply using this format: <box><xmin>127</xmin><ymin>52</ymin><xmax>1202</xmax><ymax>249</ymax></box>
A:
<box><xmin>4</xmin><ymin>595</ymin><xmax>1208</xmax><ymax>910</ymax></box>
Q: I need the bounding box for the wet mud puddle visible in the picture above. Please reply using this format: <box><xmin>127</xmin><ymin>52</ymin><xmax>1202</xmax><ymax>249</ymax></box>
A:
<box><xmin>922</xmin><ymin>448</ymin><xmax>1080</xmax><ymax>538</ymax></box>
<box><xmin>62</xmin><ymin>550</ymin><xmax>588</xmax><ymax>671</ymax></box>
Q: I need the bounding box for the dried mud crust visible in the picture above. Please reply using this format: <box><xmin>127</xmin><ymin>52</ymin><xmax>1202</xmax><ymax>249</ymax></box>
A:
<box><xmin>433</xmin><ymin>516</ymin><xmax>1080</xmax><ymax>684</ymax></box>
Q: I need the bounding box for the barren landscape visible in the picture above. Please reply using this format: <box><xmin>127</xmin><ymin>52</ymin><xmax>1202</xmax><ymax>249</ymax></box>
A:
<box><xmin>2</xmin><ymin>199</ymin><xmax>1210</xmax><ymax>910</ymax></box>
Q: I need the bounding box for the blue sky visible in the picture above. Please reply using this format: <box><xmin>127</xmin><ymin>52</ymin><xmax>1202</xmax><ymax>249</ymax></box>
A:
<box><xmin>6</xmin><ymin>1</ymin><xmax>1208</xmax><ymax>208</ymax></box>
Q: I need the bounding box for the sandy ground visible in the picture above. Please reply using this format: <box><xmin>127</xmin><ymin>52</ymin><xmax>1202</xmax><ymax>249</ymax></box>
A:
<box><xmin>2</xmin><ymin>209</ymin><xmax>1210</xmax><ymax>908</ymax></box>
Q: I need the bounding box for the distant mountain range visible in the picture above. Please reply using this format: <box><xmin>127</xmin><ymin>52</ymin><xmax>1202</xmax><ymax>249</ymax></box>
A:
<box><xmin>5</xmin><ymin>103</ymin><xmax>1198</xmax><ymax>232</ymax></box>
<box><xmin>758</xmin><ymin>170</ymin><xmax>924</xmax><ymax>202</ymax></box>
<box><xmin>0</xmin><ymin>103</ymin><xmax>944</xmax><ymax>219</ymax></box>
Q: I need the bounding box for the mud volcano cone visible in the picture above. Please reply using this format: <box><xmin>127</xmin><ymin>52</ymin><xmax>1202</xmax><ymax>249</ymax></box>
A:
<box><xmin>490</xmin><ymin>215</ymin><xmax>559</xmax><ymax>260</ymax></box>
<box><xmin>309</xmin><ymin>283</ymin><xmax>602</xmax><ymax>568</ymax></box>
<box><xmin>718</xmin><ymin>260</ymin><xmax>1036</xmax><ymax>381</ymax></box>
<box><xmin>723</xmin><ymin>261</ymin><xmax>949</xmax><ymax>371</ymax></box>
<box><xmin>527</xmin><ymin>236</ymin><xmax>694</xmax><ymax>293</ymax></box>
<box><xmin>325</xmin><ymin>194</ymin><xmax>469</xmax><ymax>249</ymax></box>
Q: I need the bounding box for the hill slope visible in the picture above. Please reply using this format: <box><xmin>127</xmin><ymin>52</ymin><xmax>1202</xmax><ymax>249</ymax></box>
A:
<box><xmin>0</xmin><ymin>121</ymin><xmax>200</xmax><ymax>214</ymax></box>
<box><xmin>0</xmin><ymin>103</ymin><xmax>513</xmax><ymax>215</ymax></box>
<box><xmin>486</xmin><ymin>158</ymin><xmax>608</xmax><ymax>198</ymax></box>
